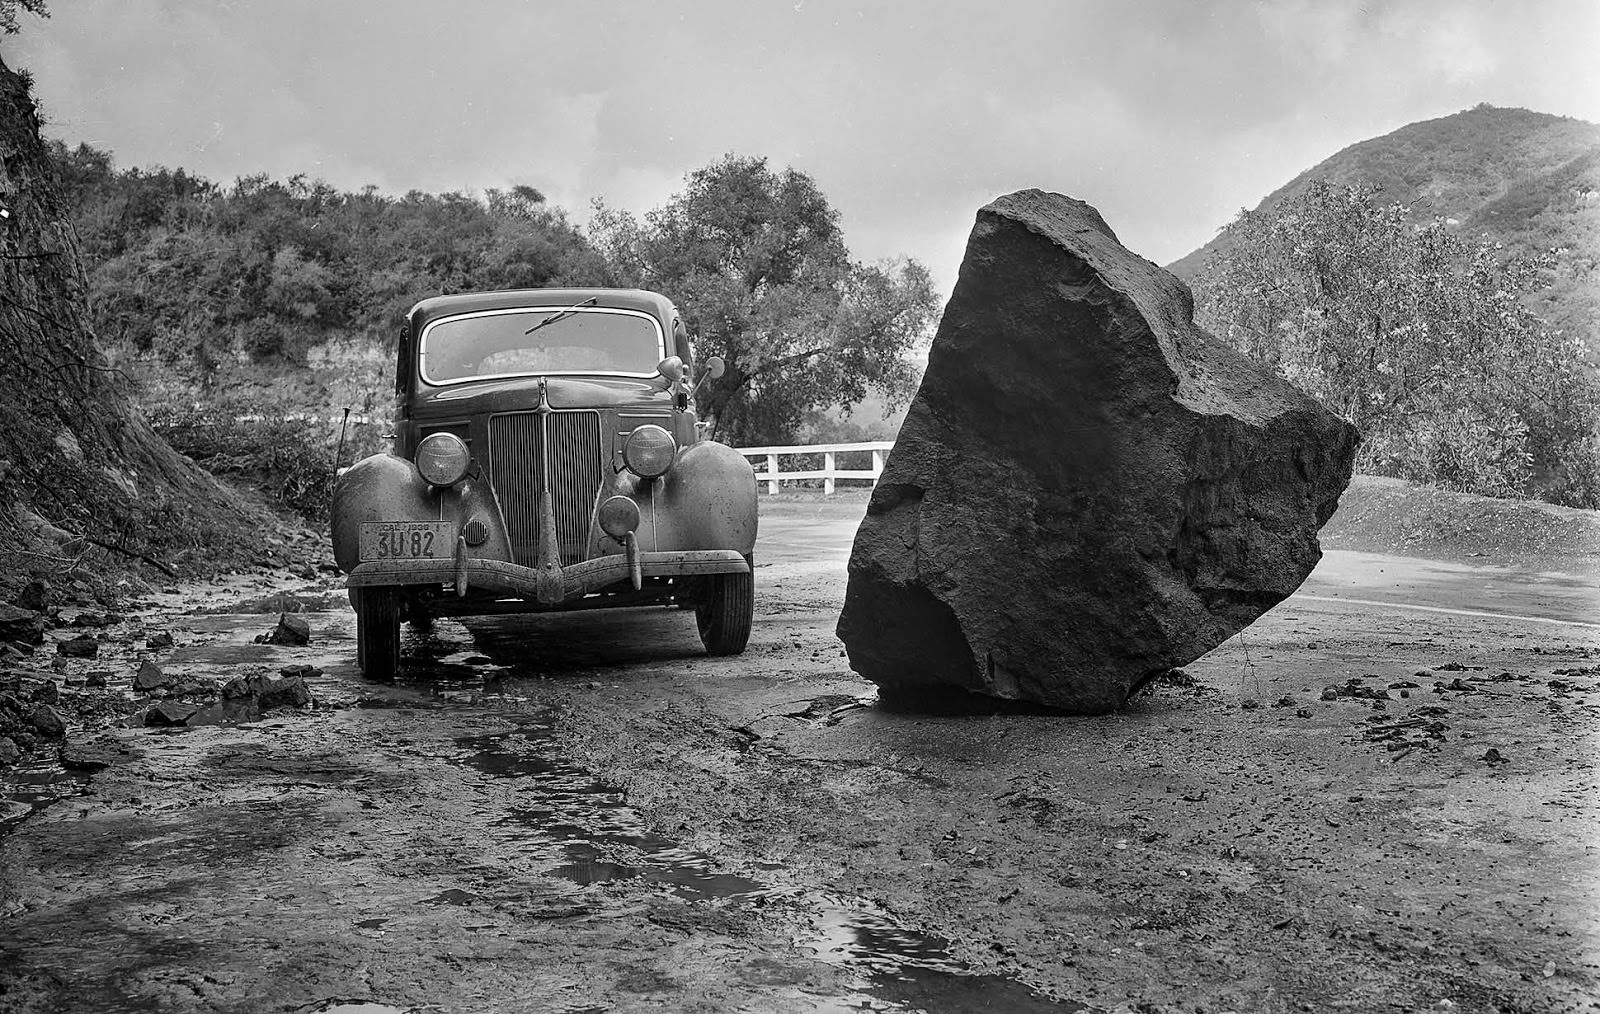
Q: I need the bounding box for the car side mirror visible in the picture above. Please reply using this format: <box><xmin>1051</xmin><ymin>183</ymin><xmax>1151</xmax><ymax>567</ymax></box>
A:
<box><xmin>688</xmin><ymin>356</ymin><xmax>725</xmax><ymax>402</ymax></box>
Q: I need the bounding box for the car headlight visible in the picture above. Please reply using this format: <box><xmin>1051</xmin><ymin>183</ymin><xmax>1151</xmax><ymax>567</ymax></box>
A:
<box><xmin>623</xmin><ymin>424</ymin><xmax>676</xmax><ymax>479</ymax></box>
<box><xmin>416</xmin><ymin>432</ymin><xmax>471</xmax><ymax>486</ymax></box>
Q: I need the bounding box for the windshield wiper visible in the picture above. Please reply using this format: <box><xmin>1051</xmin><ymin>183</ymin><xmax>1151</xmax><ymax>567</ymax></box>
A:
<box><xmin>525</xmin><ymin>296</ymin><xmax>598</xmax><ymax>336</ymax></box>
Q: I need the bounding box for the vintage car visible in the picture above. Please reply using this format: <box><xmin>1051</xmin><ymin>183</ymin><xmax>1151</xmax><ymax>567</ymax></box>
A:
<box><xmin>330</xmin><ymin>288</ymin><xmax>758</xmax><ymax>679</ymax></box>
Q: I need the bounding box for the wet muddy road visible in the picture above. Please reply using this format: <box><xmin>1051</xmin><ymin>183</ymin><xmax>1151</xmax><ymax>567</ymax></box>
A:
<box><xmin>2</xmin><ymin>496</ymin><xmax>1599</xmax><ymax>1013</ymax></box>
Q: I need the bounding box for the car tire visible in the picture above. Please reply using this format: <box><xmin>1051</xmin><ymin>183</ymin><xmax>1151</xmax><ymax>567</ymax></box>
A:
<box><xmin>354</xmin><ymin>587</ymin><xmax>401</xmax><ymax>680</ymax></box>
<box><xmin>697</xmin><ymin>556</ymin><xmax>753</xmax><ymax>656</ymax></box>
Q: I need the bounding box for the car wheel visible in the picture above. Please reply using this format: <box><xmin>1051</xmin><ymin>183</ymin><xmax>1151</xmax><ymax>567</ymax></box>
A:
<box><xmin>354</xmin><ymin>587</ymin><xmax>401</xmax><ymax>680</ymax></box>
<box><xmin>696</xmin><ymin>556</ymin><xmax>753</xmax><ymax>656</ymax></box>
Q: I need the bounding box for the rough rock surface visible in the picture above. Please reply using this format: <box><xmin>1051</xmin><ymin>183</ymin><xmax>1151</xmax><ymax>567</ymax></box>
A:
<box><xmin>0</xmin><ymin>604</ymin><xmax>46</xmax><ymax>645</ymax></box>
<box><xmin>257</xmin><ymin>613</ymin><xmax>311</xmax><ymax>646</ymax></box>
<box><xmin>56</xmin><ymin>634</ymin><xmax>99</xmax><ymax>659</ymax></box>
<box><xmin>836</xmin><ymin>190</ymin><xmax>1358</xmax><ymax>713</ymax></box>
<box><xmin>132</xmin><ymin>660</ymin><xmax>171</xmax><ymax>692</ymax></box>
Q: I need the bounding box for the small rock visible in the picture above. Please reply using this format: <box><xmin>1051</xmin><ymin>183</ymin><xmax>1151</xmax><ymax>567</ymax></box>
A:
<box><xmin>70</xmin><ymin>612</ymin><xmax>109</xmax><ymax>628</ymax></box>
<box><xmin>133</xmin><ymin>660</ymin><xmax>172</xmax><ymax>692</ymax></box>
<box><xmin>279</xmin><ymin>663</ymin><xmax>323</xmax><ymax>679</ymax></box>
<box><xmin>146</xmin><ymin>630</ymin><xmax>175</xmax><ymax>650</ymax></box>
<box><xmin>1240</xmin><ymin>698</ymin><xmax>1261</xmax><ymax>711</ymax></box>
<box><xmin>1273</xmin><ymin>695</ymin><xmax>1295</xmax><ymax>708</ymax></box>
<box><xmin>1296</xmin><ymin>707</ymin><xmax>1312</xmax><ymax>718</ymax></box>
<box><xmin>144</xmin><ymin>701</ymin><xmax>199</xmax><ymax>727</ymax></box>
<box><xmin>85</xmin><ymin>670</ymin><xmax>109</xmax><ymax>688</ymax></box>
<box><xmin>29</xmin><ymin>679</ymin><xmax>59</xmax><ymax>704</ymax></box>
<box><xmin>0</xmin><ymin>604</ymin><xmax>47</xmax><ymax>645</ymax></box>
<box><xmin>256</xmin><ymin>612</ymin><xmax>311</xmax><ymax>646</ymax></box>
<box><xmin>168</xmin><ymin>680</ymin><xmax>209</xmax><ymax>697</ymax></box>
<box><xmin>56</xmin><ymin>634</ymin><xmax>99</xmax><ymax>658</ymax></box>
<box><xmin>260</xmin><ymin>675</ymin><xmax>312</xmax><ymax>710</ymax></box>
<box><xmin>13</xmin><ymin>579</ymin><xmax>51</xmax><ymax>612</ymax></box>
<box><xmin>1482</xmin><ymin>747</ymin><xmax>1508</xmax><ymax>765</ymax></box>
<box><xmin>222</xmin><ymin>674</ymin><xmax>271</xmax><ymax>700</ymax></box>
<box><xmin>0</xmin><ymin>736</ymin><xmax>19</xmax><ymax>765</ymax></box>
<box><xmin>1320</xmin><ymin>688</ymin><xmax>1339</xmax><ymax>701</ymax></box>
<box><xmin>29</xmin><ymin>703</ymin><xmax>66</xmax><ymax>738</ymax></box>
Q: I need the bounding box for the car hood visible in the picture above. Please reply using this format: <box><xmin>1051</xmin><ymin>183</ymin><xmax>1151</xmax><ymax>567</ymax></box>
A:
<box><xmin>410</xmin><ymin>375</ymin><xmax>671</xmax><ymax>417</ymax></box>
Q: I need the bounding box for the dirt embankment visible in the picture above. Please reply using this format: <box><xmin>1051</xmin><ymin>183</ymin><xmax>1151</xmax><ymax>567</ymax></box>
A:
<box><xmin>1322</xmin><ymin>475</ymin><xmax>1600</xmax><ymax>566</ymax></box>
<box><xmin>1</xmin><ymin>54</ymin><xmax>279</xmax><ymax>607</ymax></box>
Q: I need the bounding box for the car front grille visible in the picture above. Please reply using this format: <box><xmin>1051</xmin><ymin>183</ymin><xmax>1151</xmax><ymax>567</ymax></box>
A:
<box><xmin>487</xmin><ymin>410</ymin><xmax>605</xmax><ymax>566</ymax></box>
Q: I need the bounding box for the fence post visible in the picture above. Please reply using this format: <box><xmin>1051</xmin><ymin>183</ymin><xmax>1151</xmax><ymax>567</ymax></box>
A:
<box><xmin>823</xmin><ymin>451</ymin><xmax>836</xmax><ymax>496</ymax></box>
<box><xmin>766</xmin><ymin>453</ymin><xmax>780</xmax><ymax>495</ymax></box>
<box><xmin>871</xmin><ymin>448</ymin><xmax>885</xmax><ymax>480</ymax></box>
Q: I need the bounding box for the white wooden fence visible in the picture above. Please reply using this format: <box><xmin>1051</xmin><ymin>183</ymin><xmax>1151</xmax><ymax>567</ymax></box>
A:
<box><xmin>735</xmin><ymin>440</ymin><xmax>895</xmax><ymax>495</ymax></box>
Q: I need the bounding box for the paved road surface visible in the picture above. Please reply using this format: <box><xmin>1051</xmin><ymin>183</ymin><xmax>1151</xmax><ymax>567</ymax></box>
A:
<box><xmin>757</xmin><ymin>497</ymin><xmax>1600</xmax><ymax>630</ymax></box>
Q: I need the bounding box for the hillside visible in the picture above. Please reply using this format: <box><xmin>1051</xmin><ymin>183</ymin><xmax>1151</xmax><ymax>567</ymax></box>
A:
<box><xmin>1169</xmin><ymin>105</ymin><xmax>1600</xmax><ymax>348</ymax></box>
<box><xmin>0</xmin><ymin>53</ymin><xmax>265</xmax><ymax>585</ymax></box>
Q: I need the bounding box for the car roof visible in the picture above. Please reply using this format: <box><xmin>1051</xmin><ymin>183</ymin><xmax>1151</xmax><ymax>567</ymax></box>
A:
<box><xmin>407</xmin><ymin>288</ymin><xmax>676</xmax><ymax>330</ymax></box>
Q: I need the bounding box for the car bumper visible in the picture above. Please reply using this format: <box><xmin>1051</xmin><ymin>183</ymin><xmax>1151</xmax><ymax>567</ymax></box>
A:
<box><xmin>346</xmin><ymin>548</ymin><xmax>749</xmax><ymax>603</ymax></box>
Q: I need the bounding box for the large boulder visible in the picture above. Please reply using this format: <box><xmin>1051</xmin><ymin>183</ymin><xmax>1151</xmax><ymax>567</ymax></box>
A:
<box><xmin>836</xmin><ymin>190</ymin><xmax>1358</xmax><ymax>713</ymax></box>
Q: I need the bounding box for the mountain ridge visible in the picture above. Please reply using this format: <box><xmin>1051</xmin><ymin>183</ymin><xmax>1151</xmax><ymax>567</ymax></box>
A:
<box><xmin>1168</xmin><ymin>105</ymin><xmax>1600</xmax><ymax>347</ymax></box>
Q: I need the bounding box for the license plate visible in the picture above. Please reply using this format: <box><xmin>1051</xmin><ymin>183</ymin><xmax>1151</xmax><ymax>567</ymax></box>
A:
<box><xmin>358</xmin><ymin>521</ymin><xmax>454</xmax><ymax>562</ymax></box>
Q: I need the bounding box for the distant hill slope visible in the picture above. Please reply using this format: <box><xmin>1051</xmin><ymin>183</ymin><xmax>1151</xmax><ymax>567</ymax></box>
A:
<box><xmin>1168</xmin><ymin>106</ymin><xmax>1600</xmax><ymax>347</ymax></box>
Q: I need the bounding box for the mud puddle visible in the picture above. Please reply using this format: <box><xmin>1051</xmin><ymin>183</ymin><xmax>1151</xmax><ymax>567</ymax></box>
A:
<box><xmin>446</xmin><ymin>704</ymin><xmax>1081</xmax><ymax>1013</ymax></box>
<box><xmin>0</xmin><ymin>758</ymin><xmax>88</xmax><ymax>833</ymax></box>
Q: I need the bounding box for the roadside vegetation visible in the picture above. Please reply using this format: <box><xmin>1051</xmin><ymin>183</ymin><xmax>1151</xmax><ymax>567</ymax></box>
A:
<box><xmin>1192</xmin><ymin>181</ymin><xmax>1600</xmax><ymax>508</ymax></box>
<box><xmin>590</xmin><ymin>155</ymin><xmax>939</xmax><ymax>444</ymax></box>
<box><xmin>50</xmin><ymin>145</ymin><xmax>937</xmax><ymax>513</ymax></box>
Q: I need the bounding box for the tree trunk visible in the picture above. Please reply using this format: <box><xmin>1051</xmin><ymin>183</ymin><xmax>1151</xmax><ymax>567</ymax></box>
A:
<box><xmin>0</xmin><ymin>53</ymin><xmax>252</xmax><ymax>574</ymax></box>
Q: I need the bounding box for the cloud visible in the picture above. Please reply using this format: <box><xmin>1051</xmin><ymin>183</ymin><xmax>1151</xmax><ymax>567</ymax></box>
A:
<box><xmin>8</xmin><ymin>0</ymin><xmax>1598</xmax><ymax>294</ymax></box>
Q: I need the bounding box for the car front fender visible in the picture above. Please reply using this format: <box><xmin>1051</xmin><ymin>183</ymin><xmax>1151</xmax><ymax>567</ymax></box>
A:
<box><xmin>644</xmin><ymin>440</ymin><xmax>758</xmax><ymax>556</ymax></box>
<box><xmin>329</xmin><ymin>453</ymin><xmax>512</xmax><ymax>574</ymax></box>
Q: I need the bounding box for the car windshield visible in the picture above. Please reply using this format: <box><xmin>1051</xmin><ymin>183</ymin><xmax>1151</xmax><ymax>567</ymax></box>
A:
<box><xmin>420</xmin><ymin>307</ymin><xmax>663</xmax><ymax>384</ymax></box>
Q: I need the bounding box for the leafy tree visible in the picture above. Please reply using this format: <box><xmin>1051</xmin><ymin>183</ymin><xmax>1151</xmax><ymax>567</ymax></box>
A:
<box><xmin>0</xmin><ymin>0</ymin><xmax>46</xmax><ymax>35</ymax></box>
<box><xmin>591</xmin><ymin>154</ymin><xmax>938</xmax><ymax>444</ymax></box>
<box><xmin>53</xmin><ymin>142</ymin><xmax>612</xmax><ymax>416</ymax></box>
<box><xmin>1192</xmin><ymin>181</ymin><xmax>1600</xmax><ymax>506</ymax></box>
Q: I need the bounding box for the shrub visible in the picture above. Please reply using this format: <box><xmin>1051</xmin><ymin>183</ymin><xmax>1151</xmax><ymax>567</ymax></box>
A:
<box><xmin>147</xmin><ymin>402</ymin><xmax>342</xmax><ymax>520</ymax></box>
<box><xmin>1193</xmin><ymin>181</ymin><xmax>1600</xmax><ymax>507</ymax></box>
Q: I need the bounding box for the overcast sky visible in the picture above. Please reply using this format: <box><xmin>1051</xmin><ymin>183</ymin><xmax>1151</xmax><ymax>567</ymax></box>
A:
<box><xmin>7</xmin><ymin>0</ymin><xmax>1598</xmax><ymax>293</ymax></box>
